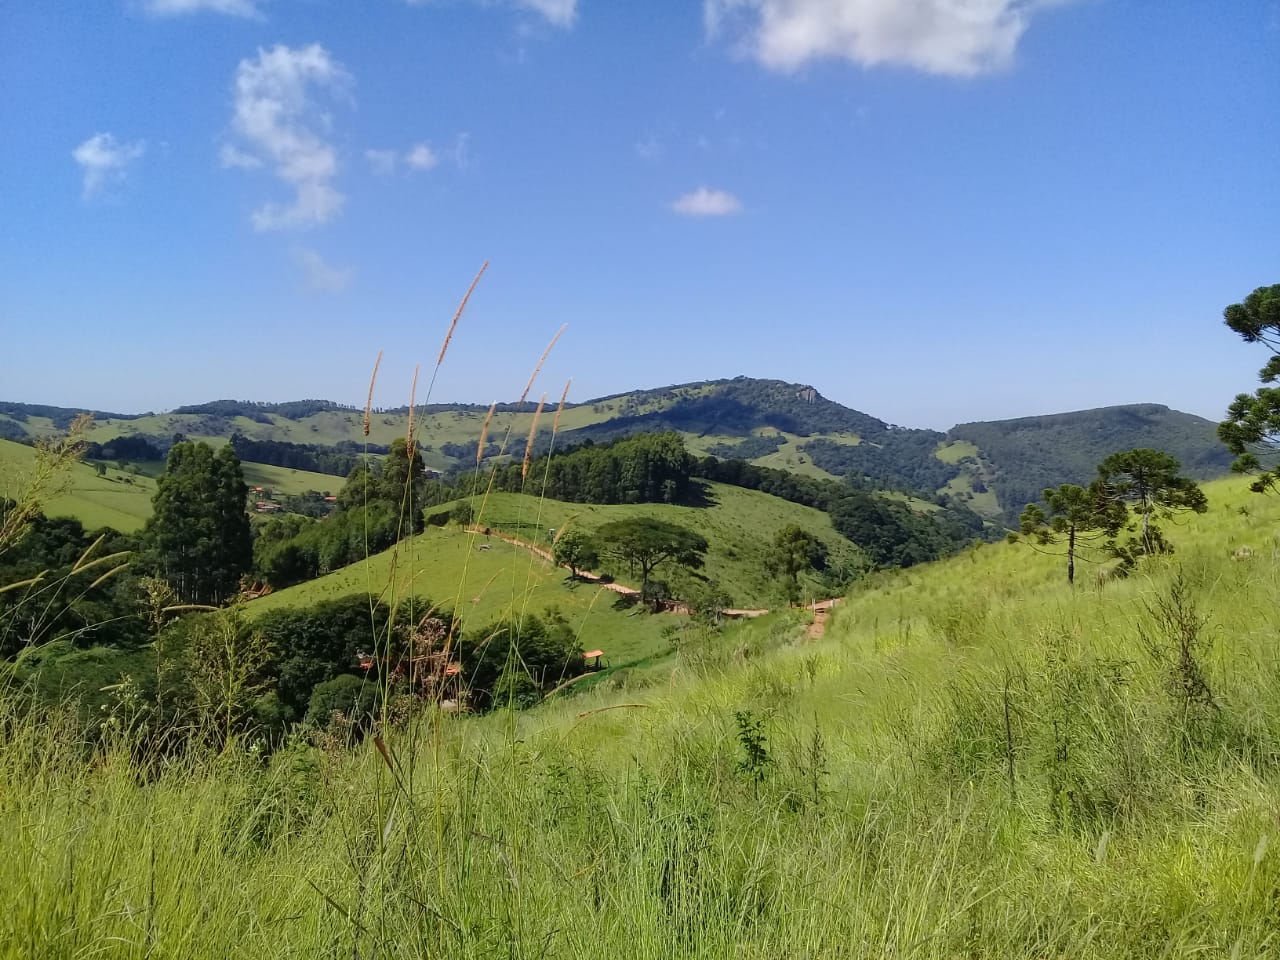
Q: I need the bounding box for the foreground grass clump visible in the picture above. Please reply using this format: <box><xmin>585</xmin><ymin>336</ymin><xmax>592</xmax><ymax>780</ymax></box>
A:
<box><xmin>4</xmin><ymin>474</ymin><xmax>1280</xmax><ymax>958</ymax></box>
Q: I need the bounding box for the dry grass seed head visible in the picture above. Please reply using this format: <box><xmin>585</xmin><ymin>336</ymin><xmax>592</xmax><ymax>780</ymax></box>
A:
<box><xmin>363</xmin><ymin>350</ymin><xmax>383</xmax><ymax>437</ymax></box>
<box><xmin>519</xmin><ymin>324</ymin><xmax>567</xmax><ymax>406</ymax></box>
<box><xmin>437</xmin><ymin>260</ymin><xmax>490</xmax><ymax>368</ymax></box>
<box><xmin>523</xmin><ymin>394</ymin><xmax>546</xmax><ymax>480</ymax></box>
<box><xmin>552</xmin><ymin>379</ymin><xmax>571</xmax><ymax>436</ymax></box>
<box><xmin>477</xmin><ymin>402</ymin><xmax>496</xmax><ymax>467</ymax></box>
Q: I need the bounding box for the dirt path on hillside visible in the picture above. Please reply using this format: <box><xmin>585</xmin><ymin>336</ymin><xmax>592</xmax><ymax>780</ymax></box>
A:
<box><xmin>469</xmin><ymin>524</ymin><xmax>842</xmax><ymax>631</ymax></box>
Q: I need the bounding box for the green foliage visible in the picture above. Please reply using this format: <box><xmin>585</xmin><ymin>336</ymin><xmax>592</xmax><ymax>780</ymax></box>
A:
<box><xmin>304</xmin><ymin>673</ymin><xmax>380</xmax><ymax>730</ymax></box>
<box><xmin>800</xmin><ymin>432</ymin><xmax>959</xmax><ymax>495</ymax></box>
<box><xmin>952</xmin><ymin>405</ymin><xmax>1231</xmax><ymax>524</ymax></box>
<box><xmin>1218</xmin><ymin>283</ymin><xmax>1280</xmax><ymax>492</ymax></box>
<box><xmin>252</xmin><ymin>595</ymin><xmax>396</xmax><ymax>720</ymax></box>
<box><xmin>471</xmin><ymin>431</ymin><xmax>699</xmax><ymax>506</ymax></box>
<box><xmin>705</xmin><ymin>434</ymin><xmax>787</xmax><ymax>459</ymax></box>
<box><xmin>551</xmin><ymin>527</ymin><xmax>597</xmax><ymax>578</ymax></box>
<box><xmin>139</xmin><ymin>441</ymin><xmax>251</xmax><ymax>605</ymax></box>
<box><xmin>457</xmin><ymin>612</ymin><xmax>583</xmax><ymax>711</ymax></box>
<box><xmin>765</xmin><ymin>525</ymin><xmax>827</xmax><ymax>603</ymax></box>
<box><xmin>592</xmin><ymin>517</ymin><xmax>708</xmax><ymax>607</ymax></box>
<box><xmin>1096</xmin><ymin>449</ymin><xmax>1208</xmax><ymax>557</ymax></box>
<box><xmin>830</xmin><ymin>491</ymin><xmax>971</xmax><ymax>568</ymax></box>
<box><xmin>1019</xmin><ymin>482</ymin><xmax>1127</xmax><ymax>584</ymax></box>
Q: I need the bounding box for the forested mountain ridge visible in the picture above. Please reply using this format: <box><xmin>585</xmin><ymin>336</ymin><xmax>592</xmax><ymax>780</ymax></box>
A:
<box><xmin>0</xmin><ymin>380</ymin><xmax>1231</xmax><ymax>524</ymax></box>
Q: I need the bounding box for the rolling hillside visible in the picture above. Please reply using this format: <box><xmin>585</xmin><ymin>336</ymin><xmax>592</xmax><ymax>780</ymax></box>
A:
<box><xmin>252</xmin><ymin>482</ymin><xmax>863</xmax><ymax>620</ymax></box>
<box><xmin>0</xmin><ymin>378</ymin><xmax>1233</xmax><ymax>525</ymax></box>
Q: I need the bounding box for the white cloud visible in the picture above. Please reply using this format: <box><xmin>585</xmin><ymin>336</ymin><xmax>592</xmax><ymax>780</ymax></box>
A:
<box><xmin>405</xmin><ymin>142</ymin><xmax>438</xmax><ymax>170</ymax></box>
<box><xmin>515</xmin><ymin>0</ymin><xmax>577</xmax><ymax>26</ymax></box>
<box><xmin>704</xmin><ymin>0</ymin><xmax>1070</xmax><ymax>77</ymax></box>
<box><xmin>72</xmin><ymin>133</ymin><xmax>146</xmax><ymax>199</ymax></box>
<box><xmin>403</xmin><ymin>0</ymin><xmax>576</xmax><ymax>27</ymax></box>
<box><xmin>365</xmin><ymin>148</ymin><xmax>398</xmax><ymax>175</ymax></box>
<box><xmin>142</xmin><ymin>0</ymin><xmax>261</xmax><ymax>16</ymax></box>
<box><xmin>292</xmin><ymin>247</ymin><xmax>353</xmax><ymax>292</ymax></box>
<box><xmin>671</xmin><ymin>186</ymin><xmax>743</xmax><ymax>217</ymax></box>
<box><xmin>219</xmin><ymin>144</ymin><xmax>262</xmax><ymax>169</ymax></box>
<box><xmin>224</xmin><ymin>44</ymin><xmax>351</xmax><ymax>231</ymax></box>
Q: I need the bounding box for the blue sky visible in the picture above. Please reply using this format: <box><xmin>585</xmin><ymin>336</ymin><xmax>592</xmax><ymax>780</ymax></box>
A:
<box><xmin>1</xmin><ymin>0</ymin><xmax>1276</xmax><ymax>429</ymax></box>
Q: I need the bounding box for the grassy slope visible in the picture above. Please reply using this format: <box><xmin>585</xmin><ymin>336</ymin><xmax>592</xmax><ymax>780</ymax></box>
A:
<box><xmin>0</xmin><ymin>439</ymin><xmax>155</xmax><ymax>532</ymax></box>
<box><xmin>6</xmin><ymin>475</ymin><xmax>1278</xmax><ymax>957</ymax></box>
<box><xmin>250</xmin><ymin>480</ymin><xmax>860</xmax><ymax>665</ymax></box>
<box><xmin>462</xmin><ymin>483</ymin><xmax>860</xmax><ymax>605</ymax></box>
<box><xmin>248</xmin><ymin>524</ymin><xmax>674</xmax><ymax>668</ymax></box>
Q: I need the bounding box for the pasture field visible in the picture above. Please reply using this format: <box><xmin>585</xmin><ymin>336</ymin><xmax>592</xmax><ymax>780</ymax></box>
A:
<box><xmin>0</xmin><ymin>438</ymin><xmax>155</xmax><ymax>532</ymax></box>
<box><xmin>435</xmin><ymin>482</ymin><xmax>863</xmax><ymax>607</ymax></box>
<box><xmin>6</xmin><ymin>465</ymin><xmax>1277</xmax><ymax>958</ymax></box>
<box><xmin>249</xmin><ymin>524</ymin><xmax>678</xmax><ymax>669</ymax></box>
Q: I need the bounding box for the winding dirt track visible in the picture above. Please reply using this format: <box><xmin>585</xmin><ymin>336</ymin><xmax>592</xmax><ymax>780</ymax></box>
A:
<box><xmin>467</xmin><ymin>525</ymin><xmax>841</xmax><ymax>638</ymax></box>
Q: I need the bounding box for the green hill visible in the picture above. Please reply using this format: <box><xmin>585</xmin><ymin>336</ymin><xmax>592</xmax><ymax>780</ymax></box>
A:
<box><xmin>0</xmin><ymin>381</ymin><xmax>1234</xmax><ymax>526</ymax></box>
<box><xmin>252</xmin><ymin>482</ymin><xmax>862</xmax><ymax>620</ymax></box>
<box><xmin>0</xmin><ymin>438</ymin><xmax>155</xmax><ymax>532</ymax></box>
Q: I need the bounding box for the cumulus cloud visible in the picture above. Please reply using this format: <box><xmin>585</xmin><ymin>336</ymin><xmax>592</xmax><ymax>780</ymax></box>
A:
<box><xmin>142</xmin><ymin>0</ymin><xmax>261</xmax><ymax>16</ymax></box>
<box><xmin>403</xmin><ymin>0</ymin><xmax>576</xmax><ymax>27</ymax></box>
<box><xmin>704</xmin><ymin>0</ymin><xmax>1070</xmax><ymax>76</ymax></box>
<box><xmin>72</xmin><ymin>133</ymin><xmax>146</xmax><ymax>199</ymax></box>
<box><xmin>405</xmin><ymin>143</ymin><xmax>438</xmax><ymax>170</ymax></box>
<box><xmin>671</xmin><ymin>186</ymin><xmax>743</xmax><ymax>217</ymax></box>
<box><xmin>224</xmin><ymin>44</ymin><xmax>351</xmax><ymax>231</ymax></box>
<box><xmin>292</xmin><ymin>247</ymin><xmax>353</xmax><ymax>292</ymax></box>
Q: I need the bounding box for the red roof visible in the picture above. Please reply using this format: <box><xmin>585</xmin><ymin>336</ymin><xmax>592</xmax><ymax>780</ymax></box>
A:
<box><xmin>583</xmin><ymin>649</ymin><xmax>604</xmax><ymax>659</ymax></box>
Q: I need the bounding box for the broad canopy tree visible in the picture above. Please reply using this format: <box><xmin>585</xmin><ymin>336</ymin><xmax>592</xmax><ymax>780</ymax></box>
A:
<box><xmin>591</xmin><ymin>517</ymin><xmax>708</xmax><ymax>609</ymax></box>
<box><xmin>1019</xmin><ymin>482</ymin><xmax>1126</xmax><ymax>585</ymax></box>
<box><xmin>1218</xmin><ymin>283</ymin><xmax>1280</xmax><ymax>492</ymax></box>
<box><xmin>551</xmin><ymin>528</ymin><xmax>598</xmax><ymax>580</ymax></box>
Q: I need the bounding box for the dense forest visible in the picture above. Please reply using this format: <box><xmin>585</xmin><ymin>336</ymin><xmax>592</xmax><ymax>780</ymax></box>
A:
<box><xmin>949</xmin><ymin>404</ymin><xmax>1232</xmax><ymax>522</ymax></box>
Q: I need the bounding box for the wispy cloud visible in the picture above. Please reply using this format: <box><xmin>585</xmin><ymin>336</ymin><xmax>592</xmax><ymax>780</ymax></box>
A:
<box><xmin>704</xmin><ymin>0</ymin><xmax>1074</xmax><ymax>77</ymax></box>
<box><xmin>403</xmin><ymin>0</ymin><xmax>577</xmax><ymax>28</ymax></box>
<box><xmin>224</xmin><ymin>44</ymin><xmax>351</xmax><ymax>231</ymax></box>
<box><xmin>219</xmin><ymin>144</ymin><xmax>262</xmax><ymax>169</ymax></box>
<box><xmin>367</xmin><ymin>138</ymin><xmax>466</xmax><ymax>175</ymax></box>
<box><xmin>405</xmin><ymin>143</ymin><xmax>438</xmax><ymax>171</ymax></box>
<box><xmin>141</xmin><ymin>0</ymin><xmax>262</xmax><ymax>17</ymax></box>
<box><xmin>672</xmin><ymin>186</ymin><xmax>743</xmax><ymax>217</ymax></box>
<box><xmin>292</xmin><ymin>246</ymin><xmax>353</xmax><ymax>292</ymax></box>
<box><xmin>72</xmin><ymin>133</ymin><xmax>146</xmax><ymax>199</ymax></box>
<box><xmin>515</xmin><ymin>0</ymin><xmax>577</xmax><ymax>26</ymax></box>
<box><xmin>365</xmin><ymin>148</ymin><xmax>398</xmax><ymax>175</ymax></box>
<box><xmin>635</xmin><ymin>135</ymin><xmax>664</xmax><ymax>162</ymax></box>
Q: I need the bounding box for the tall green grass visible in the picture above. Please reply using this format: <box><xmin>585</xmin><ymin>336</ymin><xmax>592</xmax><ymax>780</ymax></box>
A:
<box><xmin>4</xmin><ymin>473</ymin><xmax>1280</xmax><ymax>957</ymax></box>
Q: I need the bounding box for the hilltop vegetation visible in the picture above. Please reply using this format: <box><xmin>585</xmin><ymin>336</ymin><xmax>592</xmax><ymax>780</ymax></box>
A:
<box><xmin>0</xmin><ymin>379</ymin><xmax>1233</xmax><ymax>525</ymax></box>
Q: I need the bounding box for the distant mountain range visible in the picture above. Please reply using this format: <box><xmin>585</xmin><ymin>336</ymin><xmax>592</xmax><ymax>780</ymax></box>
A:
<box><xmin>0</xmin><ymin>378</ymin><xmax>1233</xmax><ymax>525</ymax></box>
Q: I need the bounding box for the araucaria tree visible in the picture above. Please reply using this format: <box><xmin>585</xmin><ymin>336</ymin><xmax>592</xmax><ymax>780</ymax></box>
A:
<box><xmin>1095</xmin><ymin>449</ymin><xmax>1207</xmax><ymax>556</ymax></box>
<box><xmin>765</xmin><ymin>524</ymin><xmax>827</xmax><ymax>604</ymax></box>
<box><xmin>1218</xmin><ymin>283</ymin><xmax>1280</xmax><ymax>492</ymax></box>
<box><xmin>592</xmin><ymin>518</ymin><xmax>708</xmax><ymax>609</ymax></box>
<box><xmin>1019</xmin><ymin>482</ymin><xmax>1126</xmax><ymax>585</ymax></box>
<box><xmin>141</xmin><ymin>441</ymin><xmax>252</xmax><ymax>605</ymax></box>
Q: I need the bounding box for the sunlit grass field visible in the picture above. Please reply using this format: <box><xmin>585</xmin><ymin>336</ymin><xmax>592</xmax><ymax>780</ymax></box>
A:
<box><xmin>4</xmin><ymin>474</ymin><xmax>1279</xmax><ymax>957</ymax></box>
